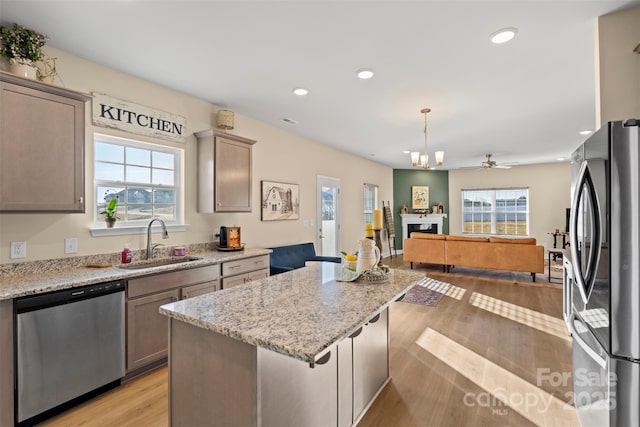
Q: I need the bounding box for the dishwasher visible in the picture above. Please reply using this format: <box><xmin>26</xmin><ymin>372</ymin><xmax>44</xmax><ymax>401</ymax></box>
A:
<box><xmin>15</xmin><ymin>280</ymin><xmax>125</xmax><ymax>426</ymax></box>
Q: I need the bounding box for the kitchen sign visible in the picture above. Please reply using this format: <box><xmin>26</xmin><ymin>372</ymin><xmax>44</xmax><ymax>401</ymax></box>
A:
<box><xmin>92</xmin><ymin>93</ymin><xmax>187</xmax><ymax>143</ymax></box>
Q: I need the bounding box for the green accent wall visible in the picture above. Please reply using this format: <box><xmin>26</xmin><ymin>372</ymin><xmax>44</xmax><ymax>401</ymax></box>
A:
<box><xmin>392</xmin><ymin>169</ymin><xmax>449</xmax><ymax>249</ymax></box>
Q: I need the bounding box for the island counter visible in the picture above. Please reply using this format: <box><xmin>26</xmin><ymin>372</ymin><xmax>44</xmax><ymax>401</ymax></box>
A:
<box><xmin>160</xmin><ymin>263</ymin><xmax>424</xmax><ymax>427</ymax></box>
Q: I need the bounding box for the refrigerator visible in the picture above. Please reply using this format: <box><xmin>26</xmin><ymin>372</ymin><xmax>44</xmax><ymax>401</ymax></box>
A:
<box><xmin>568</xmin><ymin>118</ymin><xmax>640</xmax><ymax>426</ymax></box>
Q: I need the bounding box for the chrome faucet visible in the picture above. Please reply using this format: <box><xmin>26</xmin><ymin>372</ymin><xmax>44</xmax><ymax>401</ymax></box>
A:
<box><xmin>147</xmin><ymin>218</ymin><xmax>169</xmax><ymax>259</ymax></box>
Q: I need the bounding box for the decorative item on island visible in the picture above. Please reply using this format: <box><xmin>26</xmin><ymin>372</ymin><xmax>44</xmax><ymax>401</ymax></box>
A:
<box><xmin>0</xmin><ymin>23</ymin><xmax>57</xmax><ymax>81</ymax></box>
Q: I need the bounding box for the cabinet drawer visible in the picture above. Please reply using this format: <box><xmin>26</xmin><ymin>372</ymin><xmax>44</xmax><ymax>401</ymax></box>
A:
<box><xmin>222</xmin><ymin>255</ymin><xmax>269</xmax><ymax>277</ymax></box>
<box><xmin>181</xmin><ymin>280</ymin><xmax>220</xmax><ymax>299</ymax></box>
<box><xmin>222</xmin><ymin>268</ymin><xmax>269</xmax><ymax>289</ymax></box>
<box><xmin>128</xmin><ymin>264</ymin><xmax>221</xmax><ymax>298</ymax></box>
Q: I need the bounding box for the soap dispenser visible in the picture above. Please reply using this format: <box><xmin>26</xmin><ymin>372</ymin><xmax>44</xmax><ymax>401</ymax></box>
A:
<box><xmin>121</xmin><ymin>245</ymin><xmax>132</xmax><ymax>264</ymax></box>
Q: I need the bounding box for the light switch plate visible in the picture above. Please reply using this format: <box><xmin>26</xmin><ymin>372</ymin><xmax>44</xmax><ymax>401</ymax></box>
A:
<box><xmin>10</xmin><ymin>241</ymin><xmax>26</xmax><ymax>259</ymax></box>
<box><xmin>64</xmin><ymin>238</ymin><xmax>78</xmax><ymax>254</ymax></box>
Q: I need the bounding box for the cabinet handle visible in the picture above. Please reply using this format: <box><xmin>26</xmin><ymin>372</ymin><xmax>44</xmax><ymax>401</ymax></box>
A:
<box><xmin>172</xmin><ymin>296</ymin><xmax>179</xmax><ymax>302</ymax></box>
<box><xmin>230</xmin><ymin>265</ymin><xmax>241</xmax><ymax>269</ymax></box>
<box><xmin>349</xmin><ymin>327</ymin><xmax>363</xmax><ymax>339</ymax></box>
<box><xmin>309</xmin><ymin>351</ymin><xmax>331</xmax><ymax>368</ymax></box>
<box><xmin>78</xmin><ymin>196</ymin><xmax>84</xmax><ymax>204</ymax></box>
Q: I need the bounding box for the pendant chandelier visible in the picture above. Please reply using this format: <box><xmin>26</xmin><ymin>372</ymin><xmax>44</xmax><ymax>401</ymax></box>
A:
<box><xmin>410</xmin><ymin>108</ymin><xmax>444</xmax><ymax>168</ymax></box>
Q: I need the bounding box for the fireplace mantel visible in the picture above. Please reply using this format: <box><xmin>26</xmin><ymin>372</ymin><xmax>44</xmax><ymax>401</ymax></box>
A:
<box><xmin>401</xmin><ymin>214</ymin><xmax>447</xmax><ymax>242</ymax></box>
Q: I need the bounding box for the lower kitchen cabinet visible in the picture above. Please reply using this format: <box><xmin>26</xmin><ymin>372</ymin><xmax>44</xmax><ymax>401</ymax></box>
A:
<box><xmin>126</xmin><ymin>264</ymin><xmax>221</xmax><ymax>374</ymax></box>
<box><xmin>222</xmin><ymin>254</ymin><xmax>270</xmax><ymax>289</ymax></box>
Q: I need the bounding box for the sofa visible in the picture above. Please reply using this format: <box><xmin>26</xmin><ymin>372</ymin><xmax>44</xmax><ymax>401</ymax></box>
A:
<box><xmin>403</xmin><ymin>233</ymin><xmax>544</xmax><ymax>281</ymax></box>
<box><xmin>268</xmin><ymin>242</ymin><xmax>341</xmax><ymax>276</ymax></box>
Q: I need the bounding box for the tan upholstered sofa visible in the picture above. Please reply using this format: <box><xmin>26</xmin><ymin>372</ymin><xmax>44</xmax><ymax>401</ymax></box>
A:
<box><xmin>403</xmin><ymin>233</ymin><xmax>544</xmax><ymax>281</ymax></box>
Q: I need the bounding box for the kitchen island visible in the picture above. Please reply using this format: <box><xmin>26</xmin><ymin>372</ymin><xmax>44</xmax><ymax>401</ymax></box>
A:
<box><xmin>160</xmin><ymin>263</ymin><xmax>424</xmax><ymax>427</ymax></box>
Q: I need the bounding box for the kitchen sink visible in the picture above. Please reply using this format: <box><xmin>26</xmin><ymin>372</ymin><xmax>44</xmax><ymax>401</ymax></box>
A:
<box><xmin>118</xmin><ymin>257</ymin><xmax>203</xmax><ymax>270</ymax></box>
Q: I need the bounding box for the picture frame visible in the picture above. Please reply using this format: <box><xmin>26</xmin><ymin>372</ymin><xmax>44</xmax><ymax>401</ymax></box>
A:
<box><xmin>411</xmin><ymin>186</ymin><xmax>430</xmax><ymax>210</ymax></box>
<box><xmin>261</xmin><ymin>180</ymin><xmax>300</xmax><ymax>221</ymax></box>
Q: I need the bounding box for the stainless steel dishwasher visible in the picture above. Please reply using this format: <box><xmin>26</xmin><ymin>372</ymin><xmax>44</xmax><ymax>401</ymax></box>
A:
<box><xmin>15</xmin><ymin>280</ymin><xmax>125</xmax><ymax>426</ymax></box>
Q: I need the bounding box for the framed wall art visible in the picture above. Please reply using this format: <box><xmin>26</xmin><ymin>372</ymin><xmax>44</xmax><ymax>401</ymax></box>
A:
<box><xmin>411</xmin><ymin>186</ymin><xmax>430</xmax><ymax>210</ymax></box>
<box><xmin>261</xmin><ymin>180</ymin><xmax>300</xmax><ymax>221</ymax></box>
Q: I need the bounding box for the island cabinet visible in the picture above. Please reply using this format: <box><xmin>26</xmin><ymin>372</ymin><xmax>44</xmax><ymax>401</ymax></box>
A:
<box><xmin>221</xmin><ymin>254</ymin><xmax>269</xmax><ymax>289</ymax></box>
<box><xmin>126</xmin><ymin>264</ymin><xmax>220</xmax><ymax>375</ymax></box>
<box><xmin>0</xmin><ymin>72</ymin><xmax>89</xmax><ymax>212</ymax></box>
<box><xmin>161</xmin><ymin>264</ymin><xmax>422</xmax><ymax>427</ymax></box>
<box><xmin>195</xmin><ymin>129</ymin><xmax>256</xmax><ymax>213</ymax></box>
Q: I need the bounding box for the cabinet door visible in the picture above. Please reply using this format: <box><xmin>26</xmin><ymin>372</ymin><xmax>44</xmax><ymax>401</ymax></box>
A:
<box><xmin>248</xmin><ymin>268</ymin><xmax>269</xmax><ymax>281</ymax></box>
<box><xmin>0</xmin><ymin>81</ymin><xmax>87</xmax><ymax>212</ymax></box>
<box><xmin>181</xmin><ymin>280</ymin><xmax>220</xmax><ymax>299</ymax></box>
<box><xmin>215</xmin><ymin>135</ymin><xmax>254</xmax><ymax>212</ymax></box>
<box><xmin>353</xmin><ymin>309</ymin><xmax>389</xmax><ymax>421</ymax></box>
<box><xmin>222</xmin><ymin>273</ymin><xmax>249</xmax><ymax>289</ymax></box>
<box><xmin>126</xmin><ymin>289</ymin><xmax>180</xmax><ymax>373</ymax></box>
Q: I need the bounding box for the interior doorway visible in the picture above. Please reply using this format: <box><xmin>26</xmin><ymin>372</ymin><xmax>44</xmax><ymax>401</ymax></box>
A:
<box><xmin>316</xmin><ymin>175</ymin><xmax>341</xmax><ymax>257</ymax></box>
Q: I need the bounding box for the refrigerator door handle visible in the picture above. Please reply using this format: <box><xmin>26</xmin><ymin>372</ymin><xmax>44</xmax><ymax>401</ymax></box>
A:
<box><xmin>568</xmin><ymin>312</ymin><xmax>607</xmax><ymax>369</ymax></box>
<box><xmin>570</xmin><ymin>161</ymin><xmax>602</xmax><ymax>304</ymax></box>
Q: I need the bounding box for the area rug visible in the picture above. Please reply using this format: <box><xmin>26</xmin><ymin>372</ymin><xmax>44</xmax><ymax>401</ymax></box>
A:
<box><xmin>401</xmin><ymin>277</ymin><xmax>451</xmax><ymax>307</ymax></box>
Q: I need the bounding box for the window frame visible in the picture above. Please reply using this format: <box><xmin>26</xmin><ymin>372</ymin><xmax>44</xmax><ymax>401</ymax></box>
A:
<box><xmin>363</xmin><ymin>183</ymin><xmax>379</xmax><ymax>225</ymax></box>
<box><xmin>92</xmin><ymin>133</ymin><xmax>184</xmax><ymax>233</ymax></box>
<box><xmin>461</xmin><ymin>187</ymin><xmax>529</xmax><ymax>236</ymax></box>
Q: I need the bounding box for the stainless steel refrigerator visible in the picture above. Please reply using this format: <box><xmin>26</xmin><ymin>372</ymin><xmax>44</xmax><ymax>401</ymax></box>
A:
<box><xmin>568</xmin><ymin>118</ymin><xmax>640</xmax><ymax>426</ymax></box>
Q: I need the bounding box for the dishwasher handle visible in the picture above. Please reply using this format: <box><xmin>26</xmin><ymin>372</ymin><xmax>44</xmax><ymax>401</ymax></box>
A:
<box><xmin>16</xmin><ymin>280</ymin><xmax>125</xmax><ymax>314</ymax></box>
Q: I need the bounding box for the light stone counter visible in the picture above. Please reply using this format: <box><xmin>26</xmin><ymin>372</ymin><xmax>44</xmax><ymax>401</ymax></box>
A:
<box><xmin>0</xmin><ymin>247</ymin><xmax>271</xmax><ymax>300</ymax></box>
<box><xmin>160</xmin><ymin>263</ymin><xmax>424</xmax><ymax>363</ymax></box>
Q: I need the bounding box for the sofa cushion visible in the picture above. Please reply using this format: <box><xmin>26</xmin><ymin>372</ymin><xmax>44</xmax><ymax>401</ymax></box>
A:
<box><xmin>410</xmin><ymin>233</ymin><xmax>446</xmax><ymax>240</ymax></box>
<box><xmin>445</xmin><ymin>235</ymin><xmax>489</xmax><ymax>243</ymax></box>
<box><xmin>489</xmin><ymin>237</ymin><xmax>537</xmax><ymax>245</ymax></box>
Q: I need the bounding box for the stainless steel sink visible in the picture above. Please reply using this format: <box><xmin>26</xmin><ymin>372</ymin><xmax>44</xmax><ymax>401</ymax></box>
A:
<box><xmin>118</xmin><ymin>257</ymin><xmax>202</xmax><ymax>270</ymax></box>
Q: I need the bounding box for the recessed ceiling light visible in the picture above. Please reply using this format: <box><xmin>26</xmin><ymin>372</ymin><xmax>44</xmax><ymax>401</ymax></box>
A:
<box><xmin>356</xmin><ymin>68</ymin><xmax>374</xmax><ymax>79</ymax></box>
<box><xmin>579</xmin><ymin>130</ymin><xmax>593</xmax><ymax>135</ymax></box>
<box><xmin>557</xmin><ymin>157</ymin><xmax>566</xmax><ymax>161</ymax></box>
<box><xmin>402</xmin><ymin>150</ymin><xmax>411</xmax><ymax>154</ymax></box>
<box><xmin>491</xmin><ymin>27</ymin><xmax>518</xmax><ymax>44</ymax></box>
<box><xmin>293</xmin><ymin>87</ymin><xmax>309</xmax><ymax>96</ymax></box>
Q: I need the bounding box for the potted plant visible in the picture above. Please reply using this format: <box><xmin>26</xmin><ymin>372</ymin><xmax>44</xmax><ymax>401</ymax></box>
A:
<box><xmin>100</xmin><ymin>198</ymin><xmax>119</xmax><ymax>228</ymax></box>
<box><xmin>0</xmin><ymin>23</ymin><xmax>47</xmax><ymax>80</ymax></box>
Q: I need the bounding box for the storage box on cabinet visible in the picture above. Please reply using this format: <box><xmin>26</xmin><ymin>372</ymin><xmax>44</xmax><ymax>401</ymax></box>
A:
<box><xmin>126</xmin><ymin>264</ymin><xmax>221</xmax><ymax>373</ymax></box>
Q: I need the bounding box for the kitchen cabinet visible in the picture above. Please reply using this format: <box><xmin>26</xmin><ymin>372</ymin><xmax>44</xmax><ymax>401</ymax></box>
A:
<box><xmin>0</xmin><ymin>72</ymin><xmax>89</xmax><ymax>212</ymax></box>
<box><xmin>196</xmin><ymin>129</ymin><xmax>256</xmax><ymax>213</ymax></box>
<box><xmin>126</xmin><ymin>264</ymin><xmax>221</xmax><ymax>374</ymax></box>
<box><xmin>221</xmin><ymin>255</ymin><xmax>269</xmax><ymax>289</ymax></box>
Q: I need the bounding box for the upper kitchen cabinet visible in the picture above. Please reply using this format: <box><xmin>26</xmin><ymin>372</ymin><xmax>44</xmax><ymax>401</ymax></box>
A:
<box><xmin>0</xmin><ymin>72</ymin><xmax>89</xmax><ymax>212</ymax></box>
<box><xmin>196</xmin><ymin>129</ymin><xmax>256</xmax><ymax>212</ymax></box>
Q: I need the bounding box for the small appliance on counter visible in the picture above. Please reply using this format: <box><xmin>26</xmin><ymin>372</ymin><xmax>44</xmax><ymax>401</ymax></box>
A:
<box><xmin>216</xmin><ymin>226</ymin><xmax>244</xmax><ymax>251</ymax></box>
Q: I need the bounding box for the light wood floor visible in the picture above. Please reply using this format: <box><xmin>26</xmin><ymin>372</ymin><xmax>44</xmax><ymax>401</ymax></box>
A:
<box><xmin>40</xmin><ymin>258</ymin><xmax>574</xmax><ymax>427</ymax></box>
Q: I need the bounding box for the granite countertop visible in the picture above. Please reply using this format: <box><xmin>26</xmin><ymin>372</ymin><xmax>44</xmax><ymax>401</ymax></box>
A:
<box><xmin>160</xmin><ymin>263</ymin><xmax>424</xmax><ymax>364</ymax></box>
<box><xmin>0</xmin><ymin>247</ymin><xmax>271</xmax><ymax>300</ymax></box>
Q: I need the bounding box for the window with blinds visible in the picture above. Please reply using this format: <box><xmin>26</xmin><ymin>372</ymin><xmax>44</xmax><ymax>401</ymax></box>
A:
<box><xmin>461</xmin><ymin>188</ymin><xmax>529</xmax><ymax>236</ymax></box>
<box><xmin>364</xmin><ymin>183</ymin><xmax>378</xmax><ymax>225</ymax></box>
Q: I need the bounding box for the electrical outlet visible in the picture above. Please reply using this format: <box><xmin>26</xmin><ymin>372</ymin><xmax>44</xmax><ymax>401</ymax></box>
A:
<box><xmin>10</xmin><ymin>241</ymin><xmax>26</xmax><ymax>259</ymax></box>
<box><xmin>64</xmin><ymin>238</ymin><xmax>78</xmax><ymax>254</ymax></box>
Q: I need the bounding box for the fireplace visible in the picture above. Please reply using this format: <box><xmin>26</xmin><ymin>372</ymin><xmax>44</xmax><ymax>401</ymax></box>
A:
<box><xmin>401</xmin><ymin>214</ymin><xmax>447</xmax><ymax>247</ymax></box>
<box><xmin>407</xmin><ymin>223</ymin><xmax>438</xmax><ymax>234</ymax></box>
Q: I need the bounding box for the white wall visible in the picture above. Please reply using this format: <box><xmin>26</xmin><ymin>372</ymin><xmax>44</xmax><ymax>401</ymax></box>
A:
<box><xmin>448</xmin><ymin>162</ymin><xmax>571</xmax><ymax>251</ymax></box>
<box><xmin>0</xmin><ymin>47</ymin><xmax>392</xmax><ymax>263</ymax></box>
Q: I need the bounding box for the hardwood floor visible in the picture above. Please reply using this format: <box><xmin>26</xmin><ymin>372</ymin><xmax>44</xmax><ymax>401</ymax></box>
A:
<box><xmin>39</xmin><ymin>258</ymin><xmax>575</xmax><ymax>427</ymax></box>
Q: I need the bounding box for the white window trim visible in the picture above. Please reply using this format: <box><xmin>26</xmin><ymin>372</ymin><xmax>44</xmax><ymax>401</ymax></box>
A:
<box><xmin>461</xmin><ymin>187</ymin><xmax>530</xmax><ymax>237</ymax></box>
<box><xmin>363</xmin><ymin>183</ymin><xmax>379</xmax><ymax>225</ymax></box>
<box><xmin>92</xmin><ymin>133</ymin><xmax>185</xmax><ymax>234</ymax></box>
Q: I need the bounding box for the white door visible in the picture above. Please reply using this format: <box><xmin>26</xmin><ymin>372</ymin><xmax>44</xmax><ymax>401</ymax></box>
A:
<box><xmin>316</xmin><ymin>176</ymin><xmax>341</xmax><ymax>257</ymax></box>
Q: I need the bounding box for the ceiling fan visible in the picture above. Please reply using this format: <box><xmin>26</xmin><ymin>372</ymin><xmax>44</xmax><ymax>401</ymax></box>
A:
<box><xmin>480</xmin><ymin>154</ymin><xmax>517</xmax><ymax>169</ymax></box>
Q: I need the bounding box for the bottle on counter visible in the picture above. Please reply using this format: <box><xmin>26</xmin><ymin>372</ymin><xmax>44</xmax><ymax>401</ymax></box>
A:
<box><xmin>121</xmin><ymin>246</ymin><xmax>132</xmax><ymax>264</ymax></box>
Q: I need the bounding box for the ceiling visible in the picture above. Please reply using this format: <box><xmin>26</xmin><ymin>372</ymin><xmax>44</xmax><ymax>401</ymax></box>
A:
<box><xmin>2</xmin><ymin>0</ymin><xmax>638</xmax><ymax>170</ymax></box>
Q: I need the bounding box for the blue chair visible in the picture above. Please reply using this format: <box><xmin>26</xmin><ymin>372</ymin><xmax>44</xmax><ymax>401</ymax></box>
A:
<box><xmin>268</xmin><ymin>242</ymin><xmax>341</xmax><ymax>275</ymax></box>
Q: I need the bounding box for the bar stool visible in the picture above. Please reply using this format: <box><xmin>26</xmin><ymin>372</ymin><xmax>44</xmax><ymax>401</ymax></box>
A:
<box><xmin>548</xmin><ymin>249</ymin><xmax>564</xmax><ymax>282</ymax></box>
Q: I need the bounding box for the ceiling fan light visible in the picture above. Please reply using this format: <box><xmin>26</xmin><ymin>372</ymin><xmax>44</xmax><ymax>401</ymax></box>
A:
<box><xmin>410</xmin><ymin>151</ymin><xmax>420</xmax><ymax>166</ymax></box>
<box><xmin>435</xmin><ymin>151</ymin><xmax>444</xmax><ymax>165</ymax></box>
